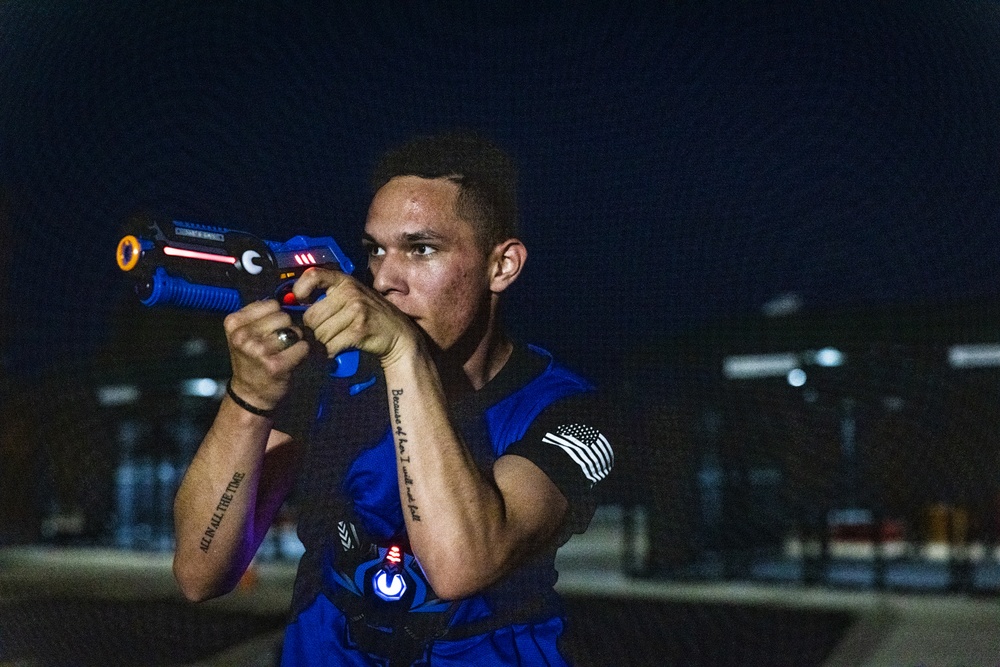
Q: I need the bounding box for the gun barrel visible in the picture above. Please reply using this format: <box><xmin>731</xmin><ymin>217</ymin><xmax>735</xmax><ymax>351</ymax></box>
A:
<box><xmin>140</xmin><ymin>267</ymin><xmax>242</xmax><ymax>312</ymax></box>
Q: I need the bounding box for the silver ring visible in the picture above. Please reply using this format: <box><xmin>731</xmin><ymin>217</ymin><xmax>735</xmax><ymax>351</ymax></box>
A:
<box><xmin>275</xmin><ymin>328</ymin><xmax>299</xmax><ymax>349</ymax></box>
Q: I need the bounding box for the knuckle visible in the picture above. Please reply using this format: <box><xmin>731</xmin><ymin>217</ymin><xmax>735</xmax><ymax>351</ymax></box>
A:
<box><xmin>345</xmin><ymin>300</ymin><xmax>366</xmax><ymax>320</ymax></box>
<box><xmin>295</xmin><ymin>269</ymin><xmax>315</xmax><ymax>287</ymax></box>
<box><xmin>329</xmin><ymin>276</ymin><xmax>355</xmax><ymax>296</ymax></box>
<box><xmin>341</xmin><ymin>300</ymin><xmax>358</xmax><ymax>317</ymax></box>
<box><xmin>229</xmin><ymin>326</ymin><xmax>250</xmax><ymax>348</ymax></box>
<box><xmin>223</xmin><ymin>311</ymin><xmax>241</xmax><ymax>332</ymax></box>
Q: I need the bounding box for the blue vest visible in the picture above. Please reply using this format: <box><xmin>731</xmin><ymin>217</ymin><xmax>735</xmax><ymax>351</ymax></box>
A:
<box><xmin>285</xmin><ymin>345</ymin><xmax>592</xmax><ymax>660</ymax></box>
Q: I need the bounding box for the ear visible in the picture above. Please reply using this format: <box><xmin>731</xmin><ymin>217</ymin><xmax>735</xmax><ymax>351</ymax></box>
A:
<box><xmin>488</xmin><ymin>239</ymin><xmax>527</xmax><ymax>294</ymax></box>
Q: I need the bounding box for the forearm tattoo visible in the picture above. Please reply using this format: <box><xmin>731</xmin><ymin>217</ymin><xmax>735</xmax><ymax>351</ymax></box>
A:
<box><xmin>199</xmin><ymin>471</ymin><xmax>246</xmax><ymax>553</ymax></box>
<box><xmin>392</xmin><ymin>388</ymin><xmax>421</xmax><ymax>522</ymax></box>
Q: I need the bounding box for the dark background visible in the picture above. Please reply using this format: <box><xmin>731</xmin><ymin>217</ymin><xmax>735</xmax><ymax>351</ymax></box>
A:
<box><xmin>3</xmin><ymin>3</ymin><xmax>1000</xmax><ymax>664</ymax></box>
<box><xmin>2</xmin><ymin>0</ymin><xmax>1000</xmax><ymax>389</ymax></box>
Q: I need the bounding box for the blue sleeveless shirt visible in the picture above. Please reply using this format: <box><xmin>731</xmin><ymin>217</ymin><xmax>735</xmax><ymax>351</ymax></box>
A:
<box><xmin>281</xmin><ymin>344</ymin><xmax>597</xmax><ymax>665</ymax></box>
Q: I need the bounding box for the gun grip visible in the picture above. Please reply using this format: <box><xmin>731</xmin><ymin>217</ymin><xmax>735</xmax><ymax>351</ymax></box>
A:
<box><xmin>330</xmin><ymin>350</ymin><xmax>360</xmax><ymax>378</ymax></box>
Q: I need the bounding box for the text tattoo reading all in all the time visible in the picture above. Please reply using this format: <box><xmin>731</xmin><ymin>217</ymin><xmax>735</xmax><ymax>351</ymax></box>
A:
<box><xmin>199</xmin><ymin>471</ymin><xmax>245</xmax><ymax>552</ymax></box>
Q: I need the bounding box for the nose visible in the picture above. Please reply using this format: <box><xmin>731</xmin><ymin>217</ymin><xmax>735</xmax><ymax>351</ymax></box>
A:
<box><xmin>370</xmin><ymin>252</ymin><xmax>407</xmax><ymax>296</ymax></box>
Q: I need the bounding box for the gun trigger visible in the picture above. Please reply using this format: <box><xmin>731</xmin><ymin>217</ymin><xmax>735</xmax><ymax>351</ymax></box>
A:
<box><xmin>331</xmin><ymin>350</ymin><xmax>360</xmax><ymax>378</ymax></box>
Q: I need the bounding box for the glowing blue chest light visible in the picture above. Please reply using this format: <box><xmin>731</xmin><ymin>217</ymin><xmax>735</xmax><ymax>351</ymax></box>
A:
<box><xmin>373</xmin><ymin>545</ymin><xmax>407</xmax><ymax>602</ymax></box>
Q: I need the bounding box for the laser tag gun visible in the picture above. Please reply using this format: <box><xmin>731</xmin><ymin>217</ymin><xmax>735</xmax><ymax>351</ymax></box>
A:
<box><xmin>115</xmin><ymin>211</ymin><xmax>360</xmax><ymax>377</ymax></box>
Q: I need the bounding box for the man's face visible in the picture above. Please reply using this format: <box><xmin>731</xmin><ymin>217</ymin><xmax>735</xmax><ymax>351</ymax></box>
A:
<box><xmin>363</xmin><ymin>175</ymin><xmax>492</xmax><ymax>352</ymax></box>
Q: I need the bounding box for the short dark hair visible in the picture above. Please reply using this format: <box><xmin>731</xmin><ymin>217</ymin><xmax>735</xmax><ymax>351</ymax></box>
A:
<box><xmin>370</xmin><ymin>131</ymin><xmax>519</xmax><ymax>250</ymax></box>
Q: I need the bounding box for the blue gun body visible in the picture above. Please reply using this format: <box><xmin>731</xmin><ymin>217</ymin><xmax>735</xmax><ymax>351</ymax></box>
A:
<box><xmin>117</xmin><ymin>212</ymin><xmax>359</xmax><ymax>378</ymax></box>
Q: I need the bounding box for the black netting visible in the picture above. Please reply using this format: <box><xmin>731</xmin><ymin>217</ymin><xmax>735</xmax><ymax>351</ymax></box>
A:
<box><xmin>0</xmin><ymin>598</ymin><xmax>283</xmax><ymax>667</ymax></box>
<box><xmin>3</xmin><ymin>1</ymin><xmax>1000</xmax><ymax>665</ymax></box>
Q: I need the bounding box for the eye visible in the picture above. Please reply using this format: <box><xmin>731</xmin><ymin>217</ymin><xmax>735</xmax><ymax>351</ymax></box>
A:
<box><xmin>366</xmin><ymin>245</ymin><xmax>385</xmax><ymax>258</ymax></box>
<box><xmin>412</xmin><ymin>244</ymin><xmax>436</xmax><ymax>256</ymax></box>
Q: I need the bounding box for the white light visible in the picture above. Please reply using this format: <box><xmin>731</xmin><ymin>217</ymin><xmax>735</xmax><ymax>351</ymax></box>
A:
<box><xmin>373</xmin><ymin>570</ymin><xmax>407</xmax><ymax>601</ymax></box>
<box><xmin>815</xmin><ymin>347</ymin><xmax>845</xmax><ymax>367</ymax></box>
<box><xmin>882</xmin><ymin>396</ymin><xmax>905</xmax><ymax>412</ymax></box>
<box><xmin>761</xmin><ymin>292</ymin><xmax>802</xmax><ymax>318</ymax></box>
<box><xmin>181</xmin><ymin>378</ymin><xmax>221</xmax><ymax>398</ymax></box>
<box><xmin>97</xmin><ymin>384</ymin><xmax>140</xmax><ymax>406</ymax></box>
<box><xmin>787</xmin><ymin>368</ymin><xmax>807</xmax><ymax>387</ymax></box>
<box><xmin>723</xmin><ymin>353</ymin><xmax>799</xmax><ymax>379</ymax></box>
<box><xmin>182</xmin><ymin>337</ymin><xmax>209</xmax><ymax>357</ymax></box>
<box><xmin>948</xmin><ymin>344</ymin><xmax>1000</xmax><ymax>369</ymax></box>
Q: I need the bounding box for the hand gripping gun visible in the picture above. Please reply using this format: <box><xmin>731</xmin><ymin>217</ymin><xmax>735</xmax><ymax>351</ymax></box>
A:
<box><xmin>115</xmin><ymin>211</ymin><xmax>360</xmax><ymax>377</ymax></box>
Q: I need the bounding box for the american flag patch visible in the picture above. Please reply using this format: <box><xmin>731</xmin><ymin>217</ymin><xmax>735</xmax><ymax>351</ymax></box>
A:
<box><xmin>542</xmin><ymin>423</ymin><xmax>613</xmax><ymax>486</ymax></box>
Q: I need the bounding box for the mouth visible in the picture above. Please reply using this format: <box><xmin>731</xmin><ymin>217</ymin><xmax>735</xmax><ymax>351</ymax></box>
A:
<box><xmin>394</xmin><ymin>307</ymin><xmax>421</xmax><ymax>326</ymax></box>
<box><xmin>393</xmin><ymin>308</ymin><xmax>418</xmax><ymax>322</ymax></box>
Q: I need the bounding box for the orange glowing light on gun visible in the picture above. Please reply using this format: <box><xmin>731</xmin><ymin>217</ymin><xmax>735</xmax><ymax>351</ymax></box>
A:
<box><xmin>116</xmin><ymin>235</ymin><xmax>142</xmax><ymax>272</ymax></box>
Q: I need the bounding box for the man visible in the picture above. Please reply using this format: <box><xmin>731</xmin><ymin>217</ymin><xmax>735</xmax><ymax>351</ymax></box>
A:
<box><xmin>172</xmin><ymin>132</ymin><xmax>614</xmax><ymax>665</ymax></box>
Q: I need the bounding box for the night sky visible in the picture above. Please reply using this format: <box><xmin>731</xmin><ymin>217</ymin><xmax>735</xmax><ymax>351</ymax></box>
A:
<box><xmin>3</xmin><ymin>1</ymin><xmax>1000</xmax><ymax>387</ymax></box>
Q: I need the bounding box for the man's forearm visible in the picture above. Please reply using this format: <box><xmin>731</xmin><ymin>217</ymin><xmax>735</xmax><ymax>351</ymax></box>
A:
<box><xmin>172</xmin><ymin>398</ymin><xmax>297</xmax><ymax>601</ymax></box>
<box><xmin>382</xmin><ymin>349</ymin><xmax>516</xmax><ymax>599</ymax></box>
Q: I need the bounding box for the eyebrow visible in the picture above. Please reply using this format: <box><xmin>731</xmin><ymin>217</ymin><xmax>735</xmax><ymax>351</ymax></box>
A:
<box><xmin>361</xmin><ymin>229</ymin><xmax>448</xmax><ymax>246</ymax></box>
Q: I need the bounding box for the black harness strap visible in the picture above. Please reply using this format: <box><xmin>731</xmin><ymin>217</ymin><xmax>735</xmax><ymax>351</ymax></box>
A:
<box><xmin>327</xmin><ymin>522</ymin><xmax>560</xmax><ymax>665</ymax></box>
<box><xmin>329</xmin><ymin>583</ymin><xmax>458</xmax><ymax>667</ymax></box>
<box><xmin>330</xmin><ymin>583</ymin><xmax>558</xmax><ymax>665</ymax></box>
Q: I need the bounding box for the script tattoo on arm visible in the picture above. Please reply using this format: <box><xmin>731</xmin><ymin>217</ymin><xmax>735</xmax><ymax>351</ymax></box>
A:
<box><xmin>199</xmin><ymin>471</ymin><xmax>246</xmax><ymax>553</ymax></box>
<box><xmin>392</xmin><ymin>388</ymin><xmax>420</xmax><ymax>521</ymax></box>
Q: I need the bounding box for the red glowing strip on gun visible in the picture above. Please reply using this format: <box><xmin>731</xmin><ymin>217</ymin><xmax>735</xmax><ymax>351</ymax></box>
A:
<box><xmin>163</xmin><ymin>246</ymin><xmax>238</xmax><ymax>264</ymax></box>
<box><xmin>294</xmin><ymin>252</ymin><xmax>317</xmax><ymax>266</ymax></box>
